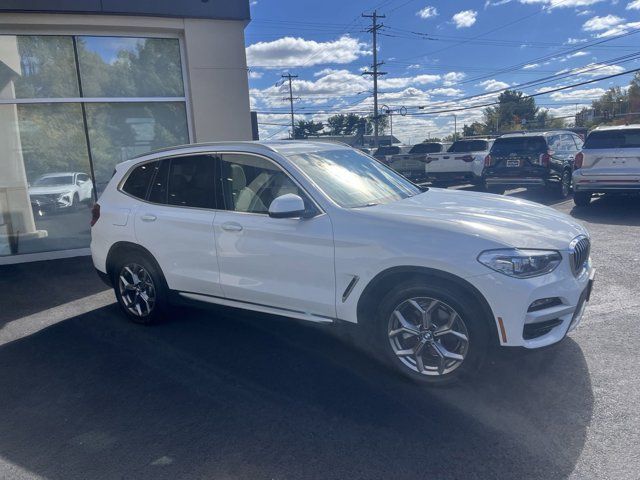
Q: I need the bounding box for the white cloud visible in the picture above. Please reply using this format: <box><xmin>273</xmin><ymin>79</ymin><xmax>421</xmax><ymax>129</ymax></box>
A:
<box><xmin>565</xmin><ymin>62</ymin><xmax>625</xmax><ymax>76</ymax></box>
<box><xmin>523</xmin><ymin>63</ymin><xmax>540</xmax><ymax>69</ymax></box>
<box><xmin>246</xmin><ymin>35</ymin><xmax>368</xmax><ymax>68</ymax></box>
<box><xmin>627</xmin><ymin>0</ymin><xmax>640</xmax><ymax>10</ymax></box>
<box><xmin>407</xmin><ymin>64</ymin><xmax>421</xmax><ymax>69</ymax></box>
<box><xmin>566</xmin><ymin>37</ymin><xmax>587</xmax><ymax>44</ymax></box>
<box><xmin>452</xmin><ymin>10</ymin><xmax>478</xmax><ymax>28</ymax></box>
<box><xmin>582</xmin><ymin>14</ymin><xmax>624</xmax><ymax>31</ymax></box>
<box><xmin>577</xmin><ymin>9</ymin><xmax>593</xmax><ymax>16</ymax></box>
<box><xmin>485</xmin><ymin>0</ymin><xmax>513</xmax><ymax>7</ymax></box>
<box><xmin>478</xmin><ymin>79</ymin><xmax>510</xmax><ymax>90</ymax></box>
<box><xmin>442</xmin><ymin>71</ymin><xmax>466</xmax><ymax>86</ymax></box>
<box><xmin>428</xmin><ymin>87</ymin><xmax>464</xmax><ymax>97</ymax></box>
<box><xmin>248</xmin><ymin>70</ymin><xmax>263</xmax><ymax>79</ymax></box>
<box><xmin>549</xmin><ymin>88</ymin><xmax>606</xmax><ymax>100</ymax></box>
<box><xmin>519</xmin><ymin>0</ymin><xmax>604</xmax><ymax>8</ymax></box>
<box><xmin>593</xmin><ymin>20</ymin><xmax>640</xmax><ymax>37</ymax></box>
<box><xmin>416</xmin><ymin>6</ymin><xmax>438</xmax><ymax>19</ymax></box>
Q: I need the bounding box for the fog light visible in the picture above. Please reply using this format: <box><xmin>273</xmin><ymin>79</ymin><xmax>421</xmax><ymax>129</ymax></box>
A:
<box><xmin>528</xmin><ymin>297</ymin><xmax>562</xmax><ymax>312</ymax></box>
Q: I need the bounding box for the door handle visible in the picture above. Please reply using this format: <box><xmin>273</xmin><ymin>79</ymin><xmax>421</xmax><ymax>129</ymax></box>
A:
<box><xmin>221</xmin><ymin>221</ymin><xmax>243</xmax><ymax>232</ymax></box>
<box><xmin>140</xmin><ymin>214</ymin><xmax>157</xmax><ymax>222</ymax></box>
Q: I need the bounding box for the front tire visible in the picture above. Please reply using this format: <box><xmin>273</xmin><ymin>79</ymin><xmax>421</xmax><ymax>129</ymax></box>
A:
<box><xmin>573</xmin><ymin>191</ymin><xmax>592</xmax><ymax>207</ymax></box>
<box><xmin>112</xmin><ymin>251</ymin><xmax>169</xmax><ymax>324</ymax></box>
<box><xmin>371</xmin><ymin>280</ymin><xmax>490</xmax><ymax>385</ymax></box>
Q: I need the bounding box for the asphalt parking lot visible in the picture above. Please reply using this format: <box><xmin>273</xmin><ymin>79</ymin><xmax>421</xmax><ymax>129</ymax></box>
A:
<box><xmin>1</xmin><ymin>190</ymin><xmax>639</xmax><ymax>480</ymax></box>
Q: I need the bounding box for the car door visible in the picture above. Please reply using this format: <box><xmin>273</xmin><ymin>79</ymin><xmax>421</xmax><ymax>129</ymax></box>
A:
<box><xmin>133</xmin><ymin>154</ymin><xmax>224</xmax><ymax>296</ymax></box>
<box><xmin>213</xmin><ymin>152</ymin><xmax>336</xmax><ymax>321</ymax></box>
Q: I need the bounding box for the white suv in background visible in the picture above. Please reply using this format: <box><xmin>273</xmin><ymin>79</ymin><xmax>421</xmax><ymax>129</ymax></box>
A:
<box><xmin>573</xmin><ymin>124</ymin><xmax>640</xmax><ymax>206</ymax></box>
<box><xmin>91</xmin><ymin>141</ymin><xmax>595</xmax><ymax>384</ymax></box>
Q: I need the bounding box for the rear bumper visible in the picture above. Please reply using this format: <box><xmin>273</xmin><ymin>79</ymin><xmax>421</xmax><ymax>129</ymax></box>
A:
<box><xmin>572</xmin><ymin>170</ymin><xmax>640</xmax><ymax>192</ymax></box>
<box><xmin>485</xmin><ymin>177</ymin><xmax>545</xmax><ymax>186</ymax></box>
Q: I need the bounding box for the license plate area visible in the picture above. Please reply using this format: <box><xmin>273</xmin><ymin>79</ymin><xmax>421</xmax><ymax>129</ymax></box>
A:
<box><xmin>506</xmin><ymin>159</ymin><xmax>521</xmax><ymax>167</ymax></box>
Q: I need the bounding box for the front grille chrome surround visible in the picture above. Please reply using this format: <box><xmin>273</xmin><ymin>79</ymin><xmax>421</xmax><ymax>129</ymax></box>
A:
<box><xmin>569</xmin><ymin>235</ymin><xmax>590</xmax><ymax>277</ymax></box>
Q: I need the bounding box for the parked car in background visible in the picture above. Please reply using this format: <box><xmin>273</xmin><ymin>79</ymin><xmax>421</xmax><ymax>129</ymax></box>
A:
<box><xmin>371</xmin><ymin>145</ymin><xmax>410</xmax><ymax>163</ymax></box>
<box><xmin>483</xmin><ymin>131</ymin><xmax>583</xmax><ymax>196</ymax></box>
<box><xmin>424</xmin><ymin>138</ymin><xmax>494</xmax><ymax>186</ymax></box>
<box><xmin>572</xmin><ymin>125</ymin><xmax>640</xmax><ymax>207</ymax></box>
<box><xmin>386</xmin><ymin>142</ymin><xmax>449</xmax><ymax>183</ymax></box>
<box><xmin>29</xmin><ymin>172</ymin><xmax>93</xmax><ymax>215</ymax></box>
<box><xmin>91</xmin><ymin>141</ymin><xmax>594</xmax><ymax>385</ymax></box>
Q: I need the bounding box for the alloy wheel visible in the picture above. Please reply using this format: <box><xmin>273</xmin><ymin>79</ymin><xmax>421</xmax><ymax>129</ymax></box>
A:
<box><xmin>118</xmin><ymin>263</ymin><xmax>156</xmax><ymax>317</ymax></box>
<box><xmin>388</xmin><ymin>297</ymin><xmax>469</xmax><ymax>376</ymax></box>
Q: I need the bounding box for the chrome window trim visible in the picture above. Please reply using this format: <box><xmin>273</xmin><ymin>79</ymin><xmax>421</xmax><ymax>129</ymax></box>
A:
<box><xmin>117</xmin><ymin>150</ymin><xmax>326</xmax><ymax>216</ymax></box>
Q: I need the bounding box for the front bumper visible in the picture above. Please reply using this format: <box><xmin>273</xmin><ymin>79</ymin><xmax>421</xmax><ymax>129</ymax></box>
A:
<box><xmin>470</xmin><ymin>258</ymin><xmax>594</xmax><ymax>349</ymax></box>
<box><xmin>572</xmin><ymin>170</ymin><xmax>640</xmax><ymax>193</ymax></box>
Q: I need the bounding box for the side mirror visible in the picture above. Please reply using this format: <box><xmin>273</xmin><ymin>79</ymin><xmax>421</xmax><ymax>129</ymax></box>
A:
<box><xmin>269</xmin><ymin>193</ymin><xmax>310</xmax><ymax>219</ymax></box>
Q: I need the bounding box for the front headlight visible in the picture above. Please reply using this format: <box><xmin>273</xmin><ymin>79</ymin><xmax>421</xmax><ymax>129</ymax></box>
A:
<box><xmin>477</xmin><ymin>249</ymin><xmax>562</xmax><ymax>278</ymax></box>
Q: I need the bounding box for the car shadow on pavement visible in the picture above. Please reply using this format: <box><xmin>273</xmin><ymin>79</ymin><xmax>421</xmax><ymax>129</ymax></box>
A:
<box><xmin>0</xmin><ymin>256</ymin><xmax>109</xmax><ymax>326</ymax></box>
<box><xmin>0</xmin><ymin>302</ymin><xmax>593</xmax><ymax>480</ymax></box>
<box><xmin>570</xmin><ymin>194</ymin><xmax>640</xmax><ymax>226</ymax></box>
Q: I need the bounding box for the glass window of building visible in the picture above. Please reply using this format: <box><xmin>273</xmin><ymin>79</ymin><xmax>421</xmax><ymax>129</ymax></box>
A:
<box><xmin>0</xmin><ymin>34</ymin><xmax>189</xmax><ymax>258</ymax></box>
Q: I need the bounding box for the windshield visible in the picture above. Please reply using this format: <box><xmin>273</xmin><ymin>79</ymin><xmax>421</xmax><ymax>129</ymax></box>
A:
<box><xmin>583</xmin><ymin>129</ymin><xmax>640</xmax><ymax>149</ymax></box>
<box><xmin>491</xmin><ymin>137</ymin><xmax>547</xmax><ymax>155</ymax></box>
<box><xmin>409</xmin><ymin>143</ymin><xmax>443</xmax><ymax>154</ymax></box>
<box><xmin>33</xmin><ymin>175</ymin><xmax>74</xmax><ymax>186</ymax></box>
<box><xmin>286</xmin><ymin>148</ymin><xmax>421</xmax><ymax>208</ymax></box>
<box><xmin>448</xmin><ymin>140</ymin><xmax>489</xmax><ymax>153</ymax></box>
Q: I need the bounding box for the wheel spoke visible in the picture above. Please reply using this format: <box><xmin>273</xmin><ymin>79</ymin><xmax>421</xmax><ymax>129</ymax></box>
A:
<box><xmin>123</xmin><ymin>266</ymin><xmax>140</xmax><ymax>285</ymax></box>
<box><xmin>389</xmin><ymin>327</ymin><xmax>420</xmax><ymax>338</ymax></box>
<box><xmin>432</xmin><ymin>341</ymin><xmax>464</xmax><ymax>362</ymax></box>
<box><xmin>393</xmin><ymin>310</ymin><xmax>420</xmax><ymax>335</ymax></box>
<box><xmin>434</xmin><ymin>328</ymin><xmax>468</xmax><ymax>342</ymax></box>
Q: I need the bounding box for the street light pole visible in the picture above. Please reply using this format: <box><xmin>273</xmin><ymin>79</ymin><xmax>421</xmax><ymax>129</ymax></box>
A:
<box><xmin>381</xmin><ymin>104</ymin><xmax>392</xmax><ymax>137</ymax></box>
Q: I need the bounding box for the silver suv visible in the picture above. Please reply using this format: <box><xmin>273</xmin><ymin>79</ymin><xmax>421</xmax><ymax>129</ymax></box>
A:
<box><xmin>573</xmin><ymin>125</ymin><xmax>640</xmax><ymax>207</ymax></box>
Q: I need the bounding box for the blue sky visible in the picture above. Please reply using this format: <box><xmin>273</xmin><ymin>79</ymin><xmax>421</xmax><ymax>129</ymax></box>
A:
<box><xmin>245</xmin><ymin>0</ymin><xmax>640</xmax><ymax>142</ymax></box>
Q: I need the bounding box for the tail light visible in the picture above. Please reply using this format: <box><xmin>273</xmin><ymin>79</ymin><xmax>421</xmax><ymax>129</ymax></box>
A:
<box><xmin>574</xmin><ymin>152</ymin><xmax>584</xmax><ymax>169</ymax></box>
<box><xmin>484</xmin><ymin>154</ymin><xmax>492</xmax><ymax>167</ymax></box>
<box><xmin>461</xmin><ymin>155</ymin><xmax>474</xmax><ymax>163</ymax></box>
<box><xmin>90</xmin><ymin>203</ymin><xmax>100</xmax><ymax>227</ymax></box>
<box><xmin>539</xmin><ymin>152</ymin><xmax>551</xmax><ymax>167</ymax></box>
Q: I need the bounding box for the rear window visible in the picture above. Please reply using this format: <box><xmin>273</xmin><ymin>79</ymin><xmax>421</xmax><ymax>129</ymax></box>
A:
<box><xmin>491</xmin><ymin>136</ymin><xmax>547</xmax><ymax>155</ymax></box>
<box><xmin>448</xmin><ymin>140</ymin><xmax>489</xmax><ymax>153</ymax></box>
<box><xmin>374</xmin><ymin>146</ymin><xmax>400</xmax><ymax>156</ymax></box>
<box><xmin>409</xmin><ymin>143</ymin><xmax>442</xmax><ymax>154</ymax></box>
<box><xmin>122</xmin><ymin>162</ymin><xmax>157</xmax><ymax>199</ymax></box>
<box><xmin>583</xmin><ymin>129</ymin><xmax>640</xmax><ymax>149</ymax></box>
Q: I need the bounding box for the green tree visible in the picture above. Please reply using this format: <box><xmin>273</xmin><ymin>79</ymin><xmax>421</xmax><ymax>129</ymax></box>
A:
<box><xmin>484</xmin><ymin>89</ymin><xmax>538</xmax><ymax>132</ymax></box>
<box><xmin>462</xmin><ymin>122</ymin><xmax>487</xmax><ymax>137</ymax></box>
<box><xmin>294</xmin><ymin>119</ymin><xmax>324</xmax><ymax>138</ymax></box>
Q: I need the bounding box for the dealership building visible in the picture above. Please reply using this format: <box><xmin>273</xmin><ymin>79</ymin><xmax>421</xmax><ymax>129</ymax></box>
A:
<box><xmin>0</xmin><ymin>0</ymin><xmax>252</xmax><ymax>264</ymax></box>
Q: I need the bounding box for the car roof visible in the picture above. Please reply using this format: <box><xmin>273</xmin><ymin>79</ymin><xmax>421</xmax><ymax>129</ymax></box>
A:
<box><xmin>39</xmin><ymin>172</ymin><xmax>78</xmax><ymax>177</ymax></box>
<box><xmin>131</xmin><ymin>140</ymin><xmax>351</xmax><ymax>160</ymax></box>
<box><xmin>499</xmin><ymin>130</ymin><xmax>575</xmax><ymax>138</ymax></box>
<box><xmin>592</xmin><ymin>123</ymin><xmax>640</xmax><ymax>131</ymax></box>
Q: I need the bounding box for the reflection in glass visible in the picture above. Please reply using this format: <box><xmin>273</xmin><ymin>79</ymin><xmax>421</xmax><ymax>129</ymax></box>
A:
<box><xmin>0</xmin><ymin>35</ymin><xmax>79</xmax><ymax>99</ymax></box>
<box><xmin>0</xmin><ymin>103</ymin><xmax>92</xmax><ymax>256</ymax></box>
<box><xmin>77</xmin><ymin>37</ymin><xmax>185</xmax><ymax>97</ymax></box>
<box><xmin>85</xmin><ymin>102</ymin><xmax>189</xmax><ymax>192</ymax></box>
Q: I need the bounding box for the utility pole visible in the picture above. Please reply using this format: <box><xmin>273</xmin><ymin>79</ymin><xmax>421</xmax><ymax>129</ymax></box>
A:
<box><xmin>281</xmin><ymin>73</ymin><xmax>298</xmax><ymax>139</ymax></box>
<box><xmin>382</xmin><ymin>104</ymin><xmax>392</xmax><ymax>137</ymax></box>
<box><xmin>362</xmin><ymin>10</ymin><xmax>386</xmax><ymax>148</ymax></box>
<box><xmin>452</xmin><ymin>114</ymin><xmax>457</xmax><ymax>139</ymax></box>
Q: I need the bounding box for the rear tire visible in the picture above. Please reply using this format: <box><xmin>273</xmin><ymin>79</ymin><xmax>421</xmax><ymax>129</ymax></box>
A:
<box><xmin>370</xmin><ymin>280</ymin><xmax>490</xmax><ymax>385</ymax></box>
<box><xmin>558</xmin><ymin>170</ymin><xmax>572</xmax><ymax>199</ymax></box>
<box><xmin>112</xmin><ymin>250</ymin><xmax>170</xmax><ymax>325</ymax></box>
<box><xmin>573</xmin><ymin>191</ymin><xmax>592</xmax><ymax>207</ymax></box>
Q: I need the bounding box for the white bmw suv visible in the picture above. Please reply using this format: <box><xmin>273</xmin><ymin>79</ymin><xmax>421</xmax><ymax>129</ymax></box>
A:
<box><xmin>91</xmin><ymin>141</ymin><xmax>595</xmax><ymax>384</ymax></box>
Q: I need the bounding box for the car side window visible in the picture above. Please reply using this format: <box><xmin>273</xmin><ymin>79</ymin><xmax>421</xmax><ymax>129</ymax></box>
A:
<box><xmin>167</xmin><ymin>155</ymin><xmax>215</xmax><ymax>209</ymax></box>
<box><xmin>148</xmin><ymin>160</ymin><xmax>170</xmax><ymax>204</ymax></box>
<box><xmin>122</xmin><ymin>161</ymin><xmax>158</xmax><ymax>200</ymax></box>
<box><xmin>572</xmin><ymin>135</ymin><xmax>584</xmax><ymax>150</ymax></box>
<box><xmin>220</xmin><ymin>153</ymin><xmax>304</xmax><ymax>214</ymax></box>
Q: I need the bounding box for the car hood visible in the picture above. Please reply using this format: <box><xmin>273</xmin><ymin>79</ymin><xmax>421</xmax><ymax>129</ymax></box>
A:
<box><xmin>360</xmin><ymin>188</ymin><xmax>587</xmax><ymax>250</ymax></box>
<box><xmin>29</xmin><ymin>185</ymin><xmax>74</xmax><ymax>196</ymax></box>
